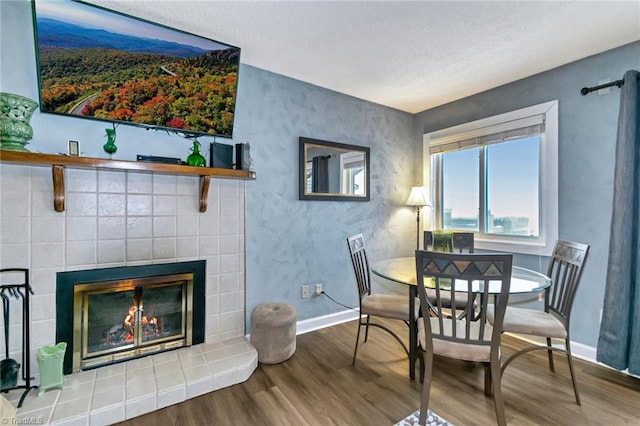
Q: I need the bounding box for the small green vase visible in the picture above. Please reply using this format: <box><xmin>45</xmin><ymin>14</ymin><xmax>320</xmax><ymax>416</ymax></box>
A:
<box><xmin>103</xmin><ymin>128</ymin><xmax>117</xmax><ymax>156</ymax></box>
<box><xmin>0</xmin><ymin>92</ymin><xmax>39</xmax><ymax>152</ymax></box>
<box><xmin>186</xmin><ymin>140</ymin><xmax>206</xmax><ymax>167</ymax></box>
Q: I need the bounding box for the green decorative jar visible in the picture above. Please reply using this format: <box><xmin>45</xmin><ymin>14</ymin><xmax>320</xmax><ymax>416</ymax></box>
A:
<box><xmin>186</xmin><ymin>140</ymin><xmax>206</xmax><ymax>167</ymax></box>
<box><xmin>0</xmin><ymin>92</ymin><xmax>39</xmax><ymax>152</ymax></box>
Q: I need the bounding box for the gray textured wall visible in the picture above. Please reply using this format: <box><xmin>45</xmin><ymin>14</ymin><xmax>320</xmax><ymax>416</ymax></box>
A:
<box><xmin>414</xmin><ymin>41</ymin><xmax>640</xmax><ymax>347</ymax></box>
<box><xmin>233</xmin><ymin>66</ymin><xmax>416</xmax><ymax>329</ymax></box>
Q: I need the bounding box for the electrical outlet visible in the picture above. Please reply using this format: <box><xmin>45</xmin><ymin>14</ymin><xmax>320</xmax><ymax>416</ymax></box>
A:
<box><xmin>537</xmin><ymin>292</ymin><xmax>544</xmax><ymax>302</ymax></box>
<box><xmin>301</xmin><ymin>285</ymin><xmax>310</xmax><ymax>299</ymax></box>
<box><xmin>315</xmin><ymin>283</ymin><xmax>323</xmax><ymax>295</ymax></box>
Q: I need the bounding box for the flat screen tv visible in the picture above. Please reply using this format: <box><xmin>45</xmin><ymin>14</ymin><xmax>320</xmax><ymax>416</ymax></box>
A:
<box><xmin>31</xmin><ymin>0</ymin><xmax>241</xmax><ymax>138</ymax></box>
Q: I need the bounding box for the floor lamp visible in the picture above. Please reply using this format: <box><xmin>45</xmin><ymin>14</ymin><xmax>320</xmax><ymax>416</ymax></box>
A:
<box><xmin>406</xmin><ymin>186</ymin><xmax>430</xmax><ymax>250</ymax></box>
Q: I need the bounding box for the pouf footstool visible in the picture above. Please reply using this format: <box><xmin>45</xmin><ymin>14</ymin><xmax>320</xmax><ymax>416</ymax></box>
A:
<box><xmin>250</xmin><ymin>302</ymin><xmax>297</xmax><ymax>364</ymax></box>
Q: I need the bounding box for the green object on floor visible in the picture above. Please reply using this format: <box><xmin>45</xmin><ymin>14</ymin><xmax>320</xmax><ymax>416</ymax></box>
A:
<box><xmin>37</xmin><ymin>342</ymin><xmax>66</xmax><ymax>396</ymax></box>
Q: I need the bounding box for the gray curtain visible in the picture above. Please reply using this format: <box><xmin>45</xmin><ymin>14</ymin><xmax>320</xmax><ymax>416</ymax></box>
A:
<box><xmin>597</xmin><ymin>70</ymin><xmax>640</xmax><ymax>375</ymax></box>
<box><xmin>312</xmin><ymin>155</ymin><xmax>330</xmax><ymax>193</ymax></box>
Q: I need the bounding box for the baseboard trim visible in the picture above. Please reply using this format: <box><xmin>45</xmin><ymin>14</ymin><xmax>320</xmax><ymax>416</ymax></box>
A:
<box><xmin>296</xmin><ymin>309</ymin><xmax>359</xmax><ymax>335</ymax></box>
<box><xmin>506</xmin><ymin>333</ymin><xmax>638</xmax><ymax>379</ymax></box>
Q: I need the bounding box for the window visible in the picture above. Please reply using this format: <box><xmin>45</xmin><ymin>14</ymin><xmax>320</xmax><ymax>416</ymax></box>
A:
<box><xmin>341</xmin><ymin>151</ymin><xmax>366</xmax><ymax>195</ymax></box>
<box><xmin>423</xmin><ymin>101</ymin><xmax>558</xmax><ymax>255</ymax></box>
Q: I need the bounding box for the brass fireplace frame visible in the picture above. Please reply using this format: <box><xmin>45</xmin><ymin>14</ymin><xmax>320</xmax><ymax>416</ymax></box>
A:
<box><xmin>72</xmin><ymin>273</ymin><xmax>194</xmax><ymax>372</ymax></box>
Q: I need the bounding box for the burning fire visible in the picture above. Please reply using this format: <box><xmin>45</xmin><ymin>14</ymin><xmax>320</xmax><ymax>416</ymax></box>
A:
<box><xmin>105</xmin><ymin>305</ymin><xmax>161</xmax><ymax>345</ymax></box>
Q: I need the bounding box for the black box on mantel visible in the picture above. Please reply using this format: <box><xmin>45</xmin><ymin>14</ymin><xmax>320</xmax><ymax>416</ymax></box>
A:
<box><xmin>209</xmin><ymin>142</ymin><xmax>233</xmax><ymax>169</ymax></box>
<box><xmin>235</xmin><ymin>143</ymin><xmax>251</xmax><ymax>170</ymax></box>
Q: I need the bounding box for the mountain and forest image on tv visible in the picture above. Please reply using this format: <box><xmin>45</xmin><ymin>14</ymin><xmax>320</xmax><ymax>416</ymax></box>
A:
<box><xmin>32</xmin><ymin>0</ymin><xmax>240</xmax><ymax>138</ymax></box>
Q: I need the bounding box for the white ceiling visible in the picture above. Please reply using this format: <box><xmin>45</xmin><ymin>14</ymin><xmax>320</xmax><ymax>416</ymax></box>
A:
<box><xmin>91</xmin><ymin>1</ymin><xmax>640</xmax><ymax>113</ymax></box>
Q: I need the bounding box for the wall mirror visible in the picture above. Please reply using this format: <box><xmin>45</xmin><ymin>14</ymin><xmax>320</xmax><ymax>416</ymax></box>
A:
<box><xmin>299</xmin><ymin>137</ymin><xmax>370</xmax><ymax>201</ymax></box>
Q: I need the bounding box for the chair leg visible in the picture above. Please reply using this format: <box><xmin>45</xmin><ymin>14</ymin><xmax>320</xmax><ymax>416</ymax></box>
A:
<box><xmin>490</xmin><ymin>358</ymin><xmax>507</xmax><ymax>426</ymax></box>
<box><xmin>484</xmin><ymin>364</ymin><xmax>492</xmax><ymax>396</ymax></box>
<box><xmin>502</xmin><ymin>340</ymin><xmax>581</xmax><ymax>406</ymax></box>
<box><xmin>364</xmin><ymin>314</ymin><xmax>371</xmax><ymax>342</ymax></box>
<box><xmin>418</xmin><ymin>349</ymin><xmax>433</xmax><ymax>426</ymax></box>
<box><xmin>546</xmin><ymin>337</ymin><xmax>555</xmax><ymax>372</ymax></box>
<box><xmin>352</xmin><ymin>313</ymin><xmax>363</xmax><ymax>365</ymax></box>
<box><xmin>565</xmin><ymin>337</ymin><xmax>581</xmax><ymax>406</ymax></box>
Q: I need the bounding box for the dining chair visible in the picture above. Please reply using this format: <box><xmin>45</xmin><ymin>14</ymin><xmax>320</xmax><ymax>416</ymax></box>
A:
<box><xmin>488</xmin><ymin>239</ymin><xmax>589</xmax><ymax>405</ymax></box>
<box><xmin>415</xmin><ymin>250</ymin><xmax>513</xmax><ymax>426</ymax></box>
<box><xmin>346</xmin><ymin>233</ymin><xmax>419</xmax><ymax>365</ymax></box>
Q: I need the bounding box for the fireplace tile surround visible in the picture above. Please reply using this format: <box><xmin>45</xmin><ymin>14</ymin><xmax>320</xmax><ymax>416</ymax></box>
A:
<box><xmin>6</xmin><ymin>338</ymin><xmax>257</xmax><ymax>425</ymax></box>
<box><xmin>0</xmin><ymin>163</ymin><xmax>255</xmax><ymax>423</ymax></box>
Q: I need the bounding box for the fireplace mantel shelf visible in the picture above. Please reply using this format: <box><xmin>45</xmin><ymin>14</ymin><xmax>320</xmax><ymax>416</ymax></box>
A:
<box><xmin>0</xmin><ymin>150</ymin><xmax>256</xmax><ymax>213</ymax></box>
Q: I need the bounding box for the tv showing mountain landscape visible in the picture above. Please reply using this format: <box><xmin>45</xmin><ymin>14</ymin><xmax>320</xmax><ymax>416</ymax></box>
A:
<box><xmin>32</xmin><ymin>0</ymin><xmax>241</xmax><ymax>138</ymax></box>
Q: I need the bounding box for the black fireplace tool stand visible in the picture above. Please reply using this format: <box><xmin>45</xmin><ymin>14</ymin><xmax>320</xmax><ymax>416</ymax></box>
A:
<box><xmin>1</xmin><ymin>268</ymin><xmax>37</xmax><ymax>408</ymax></box>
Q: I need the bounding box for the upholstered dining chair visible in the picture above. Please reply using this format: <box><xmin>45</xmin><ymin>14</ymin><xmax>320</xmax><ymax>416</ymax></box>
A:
<box><xmin>488</xmin><ymin>239</ymin><xmax>589</xmax><ymax>405</ymax></box>
<box><xmin>415</xmin><ymin>250</ymin><xmax>513</xmax><ymax>426</ymax></box>
<box><xmin>346</xmin><ymin>233</ymin><xmax>419</xmax><ymax>365</ymax></box>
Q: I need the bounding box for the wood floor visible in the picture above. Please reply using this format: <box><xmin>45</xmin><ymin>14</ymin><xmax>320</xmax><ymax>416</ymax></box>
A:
<box><xmin>117</xmin><ymin>318</ymin><xmax>640</xmax><ymax>425</ymax></box>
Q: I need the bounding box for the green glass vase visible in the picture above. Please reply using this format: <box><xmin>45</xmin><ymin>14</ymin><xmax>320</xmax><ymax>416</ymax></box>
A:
<box><xmin>186</xmin><ymin>140</ymin><xmax>206</xmax><ymax>167</ymax></box>
<box><xmin>103</xmin><ymin>128</ymin><xmax>117</xmax><ymax>156</ymax></box>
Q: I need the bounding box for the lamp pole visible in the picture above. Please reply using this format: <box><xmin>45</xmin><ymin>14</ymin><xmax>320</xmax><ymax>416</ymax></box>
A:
<box><xmin>406</xmin><ymin>185</ymin><xmax>429</xmax><ymax>252</ymax></box>
<box><xmin>415</xmin><ymin>205</ymin><xmax>421</xmax><ymax>250</ymax></box>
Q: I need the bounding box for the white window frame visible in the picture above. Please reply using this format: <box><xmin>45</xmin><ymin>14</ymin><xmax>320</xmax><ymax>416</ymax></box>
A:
<box><xmin>340</xmin><ymin>151</ymin><xmax>366</xmax><ymax>195</ymax></box>
<box><xmin>423</xmin><ymin>100</ymin><xmax>558</xmax><ymax>256</ymax></box>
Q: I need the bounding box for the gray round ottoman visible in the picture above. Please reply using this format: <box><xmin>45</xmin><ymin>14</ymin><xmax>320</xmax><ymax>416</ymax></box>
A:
<box><xmin>250</xmin><ymin>302</ymin><xmax>297</xmax><ymax>364</ymax></box>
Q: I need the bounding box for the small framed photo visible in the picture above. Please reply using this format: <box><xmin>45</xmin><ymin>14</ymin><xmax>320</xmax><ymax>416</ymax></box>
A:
<box><xmin>68</xmin><ymin>140</ymin><xmax>80</xmax><ymax>156</ymax></box>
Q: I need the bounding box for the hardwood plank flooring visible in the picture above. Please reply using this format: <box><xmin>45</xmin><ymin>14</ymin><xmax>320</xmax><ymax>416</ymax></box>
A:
<box><xmin>116</xmin><ymin>318</ymin><xmax>640</xmax><ymax>425</ymax></box>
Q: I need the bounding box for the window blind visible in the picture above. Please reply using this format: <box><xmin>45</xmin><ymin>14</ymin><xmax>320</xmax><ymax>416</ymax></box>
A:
<box><xmin>429</xmin><ymin>114</ymin><xmax>545</xmax><ymax>154</ymax></box>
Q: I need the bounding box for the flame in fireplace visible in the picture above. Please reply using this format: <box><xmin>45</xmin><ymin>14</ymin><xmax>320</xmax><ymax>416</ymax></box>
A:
<box><xmin>105</xmin><ymin>303</ymin><xmax>162</xmax><ymax>346</ymax></box>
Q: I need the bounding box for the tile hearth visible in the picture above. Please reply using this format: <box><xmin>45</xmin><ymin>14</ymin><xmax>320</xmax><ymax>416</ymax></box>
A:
<box><xmin>8</xmin><ymin>338</ymin><xmax>257</xmax><ymax>425</ymax></box>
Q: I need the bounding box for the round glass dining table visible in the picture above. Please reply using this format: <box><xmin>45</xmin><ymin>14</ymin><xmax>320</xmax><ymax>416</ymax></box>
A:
<box><xmin>370</xmin><ymin>256</ymin><xmax>551</xmax><ymax>380</ymax></box>
<box><xmin>371</xmin><ymin>256</ymin><xmax>551</xmax><ymax>293</ymax></box>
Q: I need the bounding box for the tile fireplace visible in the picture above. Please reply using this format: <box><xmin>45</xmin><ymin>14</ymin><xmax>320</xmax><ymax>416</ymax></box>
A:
<box><xmin>56</xmin><ymin>261</ymin><xmax>206</xmax><ymax>374</ymax></box>
<box><xmin>1</xmin><ymin>164</ymin><xmax>255</xmax><ymax>423</ymax></box>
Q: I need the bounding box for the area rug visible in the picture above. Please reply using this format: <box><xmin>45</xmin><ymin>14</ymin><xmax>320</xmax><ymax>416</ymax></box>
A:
<box><xmin>394</xmin><ymin>409</ymin><xmax>453</xmax><ymax>426</ymax></box>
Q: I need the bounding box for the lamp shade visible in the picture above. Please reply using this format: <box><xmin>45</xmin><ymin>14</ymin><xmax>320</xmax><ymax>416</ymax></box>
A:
<box><xmin>405</xmin><ymin>186</ymin><xmax>429</xmax><ymax>207</ymax></box>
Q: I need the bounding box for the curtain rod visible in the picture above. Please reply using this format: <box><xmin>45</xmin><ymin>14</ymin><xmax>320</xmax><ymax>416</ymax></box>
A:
<box><xmin>580</xmin><ymin>78</ymin><xmax>625</xmax><ymax>96</ymax></box>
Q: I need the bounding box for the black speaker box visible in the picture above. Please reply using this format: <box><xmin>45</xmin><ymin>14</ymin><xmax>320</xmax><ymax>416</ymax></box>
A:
<box><xmin>209</xmin><ymin>142</ymin><xmax>234</xmax><ymax>169</ymax></box>
<box><xmin>235</xmin><ymin>143</ymin><xmax>251</xmax><ymax>170</ymax></box>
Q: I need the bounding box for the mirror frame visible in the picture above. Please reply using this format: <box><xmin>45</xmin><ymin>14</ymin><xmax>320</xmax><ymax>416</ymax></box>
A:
<box><xmin>299</xmin><ymin>137</ymin><xmax>370</xmax><ymax>201</ymax></box>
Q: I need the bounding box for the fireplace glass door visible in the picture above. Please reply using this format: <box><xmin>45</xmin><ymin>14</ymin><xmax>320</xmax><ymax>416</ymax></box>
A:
<box><xmin>73</xmin><ymin>273</ymin><xmax>193</xmax><ymax>371</ymax></box>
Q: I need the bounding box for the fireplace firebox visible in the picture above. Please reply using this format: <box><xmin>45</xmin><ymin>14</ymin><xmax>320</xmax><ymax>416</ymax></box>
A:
<box><xmin>56</xmin><ymin>261</ymin><xmax>205</xmax><ymax>374</ymax></box>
